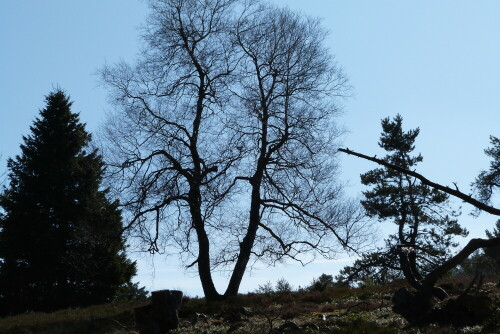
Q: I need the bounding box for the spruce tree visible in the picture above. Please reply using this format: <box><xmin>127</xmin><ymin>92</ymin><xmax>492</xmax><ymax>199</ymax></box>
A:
<box><xmin>337</xmin><ymin>115</ymin><xmax>467</xmax><ymax>286</ymax></box>
<box><xmin>0</xmin><ymin>90</ymin><xmax>136</xmax><ymax>315</ymax></box>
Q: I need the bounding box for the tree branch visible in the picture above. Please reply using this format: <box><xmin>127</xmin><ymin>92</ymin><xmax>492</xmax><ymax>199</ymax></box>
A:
<box><xmin>339</xmin><ymin>148</ymin><xmax>500</xmax><ymax>216</ymax></box>
<box><xmin>422</xmin><ymin>236</ymin><xmax>500</xmax><ymax>289</ymax></box>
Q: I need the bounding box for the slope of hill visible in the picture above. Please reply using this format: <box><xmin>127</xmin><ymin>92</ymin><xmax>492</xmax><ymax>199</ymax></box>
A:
<box><xmin>1</xmin><ymin>278</ymin><xmax>499</xmax><ymax>334</ymax></box>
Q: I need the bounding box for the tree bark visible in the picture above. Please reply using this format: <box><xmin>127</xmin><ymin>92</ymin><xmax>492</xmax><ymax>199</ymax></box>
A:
<box><xmin>421</xmin><ymin>236</ymin><xmax>500</xmax><ymax>293</ymax></box>
<box><xmin>189</xmin><ymin>187</ymin><xmax>221</xmax><ymax>301</ymax></box>
<box><xmin>224</xmin><ymin>179</ymin><xmax>262</xmax><ymax>296</ymax></box>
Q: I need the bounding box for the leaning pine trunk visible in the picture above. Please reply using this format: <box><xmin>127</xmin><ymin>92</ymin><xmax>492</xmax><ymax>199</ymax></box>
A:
<box><xmin>393</xmin><ymin>237</ymin><xmax>500</xmax><ymax>324</ymax></box>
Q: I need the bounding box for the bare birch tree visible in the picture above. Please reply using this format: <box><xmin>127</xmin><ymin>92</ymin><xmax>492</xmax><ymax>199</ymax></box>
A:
<box><xmin>222</xmin><ymin>5</ymin><xmax>365</xmax><ymax>296</ymax></box>
<box><xmin>101</xmin><ymin>0</ymin><xmax>366</xmax><ymax>300</ymax></box>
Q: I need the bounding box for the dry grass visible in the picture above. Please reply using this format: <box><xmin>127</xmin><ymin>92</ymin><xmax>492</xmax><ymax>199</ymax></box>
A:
<box><xmin>0</xmin><ymin>277</ymin><xmax>499</xmax><ymax>334</ymax></box>
<box><xmin>0</xmin><ymin>300</ymin><xmax>147</xmax><ymax>334</ymax></box>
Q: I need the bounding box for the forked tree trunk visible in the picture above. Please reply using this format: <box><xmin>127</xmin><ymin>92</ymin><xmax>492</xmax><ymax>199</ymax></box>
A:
<box><xmin>224</xmin><ymin>179</ymin><xmax>262</xmax><ymax>297</ymax></box>
<box><xmin>189</xmin><ymin>188</ymin><xmax>222</xmax><ymax>301</ymax></box>
<box><xmin>393</xmin><ymin>237</ymin><xmax>500</xmax><ymax>324</ymax></box>
<box><xmin>339</xmin><ymin>147</ymin><xmax>500</xmax><ymax>324</ymax></box>
<box><xmin>224</xmin><ymin>108</ymin><xmax>268</xmax><ymax>297</ymax></box>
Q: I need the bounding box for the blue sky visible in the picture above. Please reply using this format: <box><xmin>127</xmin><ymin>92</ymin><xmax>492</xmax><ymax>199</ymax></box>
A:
<box><xmin>1</xmin><ymin>1</ymin><xmax>499</xmax><ymax>296</ymax></box>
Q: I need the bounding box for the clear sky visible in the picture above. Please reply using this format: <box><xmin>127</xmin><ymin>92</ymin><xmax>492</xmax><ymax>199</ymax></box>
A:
<box><xmin>1</xmin><ymin>0</ymin><xmax>499</xmax><ymax>296</ymax></box>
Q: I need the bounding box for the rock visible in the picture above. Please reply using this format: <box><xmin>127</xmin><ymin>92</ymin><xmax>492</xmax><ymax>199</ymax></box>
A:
<box><xmin>278</xmin><ymin>321</ymin><xmax>302</xmax><ymax>332</ymax></box>
<box><xmin>301</xmin><ymin>322</ymin><xmax>320</xmax><ymax>330</ymax></box>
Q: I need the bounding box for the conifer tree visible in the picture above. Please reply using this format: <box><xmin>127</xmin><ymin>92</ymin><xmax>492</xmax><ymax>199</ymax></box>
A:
<box><xmin>337</xmin><ymin>115</ymin><xmax>467</xmax><ymax>286</ymax></box>
<box><xmin>484</xmin><ymin>220</ymin><xmax>500</xmax><ymax>261</ymax></box>
<box><xmin>474</xmin><ymin>136</ymin><xmax>500</xmax><ymax>205</ymax></box>
<box><xmin>0</xmin><ymin>90</ymin><xmax>136</xmax><ymax>315</ymax></box>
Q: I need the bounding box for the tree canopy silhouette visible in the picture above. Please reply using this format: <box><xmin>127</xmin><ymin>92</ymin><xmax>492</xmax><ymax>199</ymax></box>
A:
<box><xmin>0</xmin><ymin>90</ymin><xmax>136</xmax><ymax>315</ymax></box>
<box><xmin>100</xmin><ymin>0</ymin><xmax>366</xmax><ymax>301</ymax></box>
<box><xmin>337</xmin><ymin>115</ymin><xmax>467</xmax><ymax>286</ymax></box>
<box><xmin>474</xmin><ymin>136</ymin><xmax>500</xmax><ymax>206</ymax></box>
<box><xmin>339</xmin><ymin>127</ymin><xmax>500</xmax><ymax>324</ymax></box>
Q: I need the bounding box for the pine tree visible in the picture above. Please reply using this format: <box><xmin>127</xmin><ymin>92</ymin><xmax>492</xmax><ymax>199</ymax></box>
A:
<box><xmin>337</xmin><ymin>115</ymin><xmax>467</xmax><ymax>286</ymax></box>
<box><xmin>485</xmin><ymin>220</ymin><xmax>500</xmax><ymax>261</ymax></box>
<box><xmin>0</xmin><ymin>90</ymin><xmax>136</xmax><ymax>315</ymax></box>
<box><xmin>450</xmin><ymin>220</ymin><xmax>500</xmax><ymax>277</ymax></box>
<box><xmin>474</xmin><ymin>135</ymin><xmax>500</xmax><ymax>205</ymax></box>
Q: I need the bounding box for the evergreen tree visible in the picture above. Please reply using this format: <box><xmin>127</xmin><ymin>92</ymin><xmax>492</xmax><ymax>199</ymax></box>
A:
<box><xmin>337</xmin><ymin>115</ymin><xmax>467</xmax><ymax>286</ymax></box>
<box><xmin>484</xmin><ymin>220</ymin><xmax>500</xmax><ymax>261</ymax></box>
<box><xmin>450</xmin><ymin>220</ymin><xmax>500</xmax><ymax>277</ymax></box>
<box><xmin>0</xmin><ymin>90</ymin><xmax>136</xmax><ymax>315</ymax></box>
<box><xmin>307</xmin><ymin>273</ymin><xmax>336</xmax><ymax>292</ymax></box>
<box><xmin>474</xmin><ymin>135</ymin><xmax>499</xmax><ymax>205</ymax></box>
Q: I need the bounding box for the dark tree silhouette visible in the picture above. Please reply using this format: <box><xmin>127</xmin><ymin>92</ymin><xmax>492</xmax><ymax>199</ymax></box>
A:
<box><xmin>0</xmin><ymin>90</ymin><xmax>136</xmax><ymax>315</ymax></box>
<box><xmin>454</xmin><ymin>220</ymin><xmax>500</xmax><ymax>277</ymax></box>
<box><xmin>339</xmin><ymin>130</ymin><xmax>500</xmax><ymax>324</ymax></box>
<box><xmin>484</xmin><ymin>220</ymin><xmax>500</xmax><ymax>262</ymax></box>
<box><xmin>223</xmin><ymin>3</ymin><xmax>363</xmax><ymax>297</ymax></box>
<box><xmin>337</xmin><ymin>115</ymin><xmax>467</xmax><ymax>286</ymax></box>
<box><xmin>474</xmin><ymin>136</ymin><xmax>499</xmax><ymax>206</ymax></box>
<box><xmin>101</xmin><ymin>0</ymin><xmax>365</xmax><ymax>301</ymax></box>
